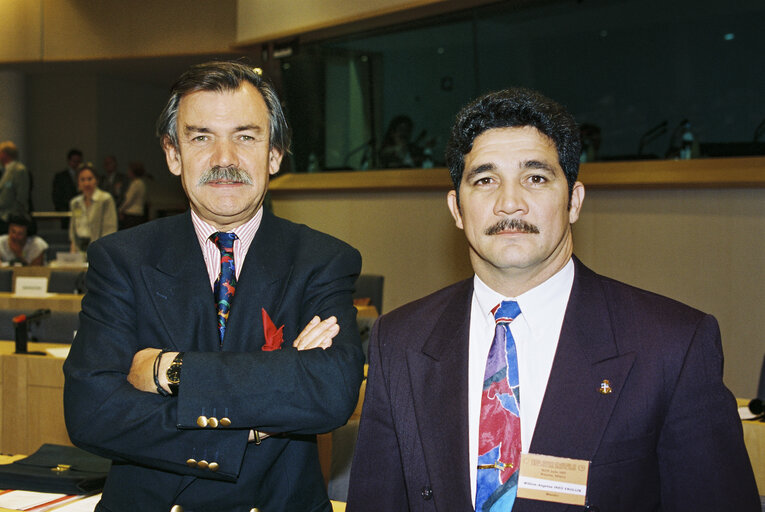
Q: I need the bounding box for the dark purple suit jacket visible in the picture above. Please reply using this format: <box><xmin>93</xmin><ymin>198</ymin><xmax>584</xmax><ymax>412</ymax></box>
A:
<box><xmin>347</xmin><ymin>258</ymin><xmax>759</xmax><ymax>511</ymax></box>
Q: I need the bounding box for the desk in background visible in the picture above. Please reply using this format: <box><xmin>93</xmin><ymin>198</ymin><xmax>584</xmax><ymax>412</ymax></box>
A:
<box><xmin>738</xmin><ymin>399</ymin><xmax>765</xmax><ymax>495</ymax></box>
<box><xmin>10</xmin><ymin>266</ymin><xmax>86</xmax><ymax>278</ymax></box>
<box><xmin>6</xmin><ymin>266</ymin><xmax>87</xmax><ymax>296</ymax></box>
<box><xmin>0</xmin><ymin>342</ymin><xmax>71</xmax><ymax>456</ymax></box>
<box><xmin>0</xmin><ymin>293</ymin><xmax>83</xmax><ymax>314</ymax></box>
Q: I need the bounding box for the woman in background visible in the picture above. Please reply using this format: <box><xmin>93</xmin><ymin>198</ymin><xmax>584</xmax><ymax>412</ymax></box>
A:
<box><xmin>118</xmin><ymin>161</ymin><xmax>148</xmax><ymax>229</ymax></box>
<box><xmin>69</xmin><ymin>163</ymin><xmax>118</xmax><ymax>253</ymax></box>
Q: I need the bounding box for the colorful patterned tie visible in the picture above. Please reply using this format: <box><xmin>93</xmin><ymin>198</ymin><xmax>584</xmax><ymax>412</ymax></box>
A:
<box><xmin>211</xmin><ymin>232</ymin><xmax>238</xmax><ymax>344</ymax></box>
<box><xmin>476</xmin><ymin>300</ymin><xmax>522</xmax><ymax>511</ymax></box>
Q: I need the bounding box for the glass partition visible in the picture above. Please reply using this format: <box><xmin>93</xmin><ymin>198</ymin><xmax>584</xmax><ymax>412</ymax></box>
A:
<box><xmin>278</xmin><ymin>0</ymin><xmax>765</xmax><ymax>173</ymax></box>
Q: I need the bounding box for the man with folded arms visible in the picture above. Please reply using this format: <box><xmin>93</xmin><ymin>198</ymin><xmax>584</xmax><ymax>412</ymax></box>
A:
<box><xmin>347</xmin><ymin>88</ymin><xmax>759</xmax><ymax>511</ymax></box>
<box><xmin>64</xmin><ymin>61</ymin><xmax>364</xmax><ymax>512</ymax></box>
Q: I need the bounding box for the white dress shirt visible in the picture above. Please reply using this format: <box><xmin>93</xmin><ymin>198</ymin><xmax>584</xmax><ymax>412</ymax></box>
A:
<box><xmin>191</xmin><ymin>208</ymin><xmax>263</xmax><ymax>289</ymax></box>
<box><xmin>468</xmin><ymin>258</ymin><xmax>575</xmax><ymax>504</ymax></box>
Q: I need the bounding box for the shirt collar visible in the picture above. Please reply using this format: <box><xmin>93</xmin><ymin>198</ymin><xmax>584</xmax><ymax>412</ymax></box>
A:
<box><xmin>190</xmin><ymin>207</ymin><xmax>263</xmax><ymax>254</ymax></box>
<box><xmin>473</xmin><ymin>258</ymin><xmax>575</xmax><ymax>333</ymax></box>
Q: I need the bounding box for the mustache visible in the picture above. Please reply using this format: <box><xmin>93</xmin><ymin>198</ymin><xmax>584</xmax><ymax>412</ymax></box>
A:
<box><xmin>197</xmin><ymin>166</ymin><xmax>253</xmax><ymax>185</ymax></box>
<box><xmin>485</xmin><ymin>218</ymin><xmax>540</xmax><ymax>236</ymax></box>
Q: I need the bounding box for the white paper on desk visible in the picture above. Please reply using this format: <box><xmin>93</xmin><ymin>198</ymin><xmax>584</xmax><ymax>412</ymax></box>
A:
<box><xmin>0</xmin><ymin>489</ymin><xmax>68</xmax><ymax>509</ymax></box>
<box><xmin>45</xmin><ymin>347</ymin><xmax>71</xmax><ymax>359</ymax></box>
<box><xmin>13</xmin><ymin>277</ymin><xmax>50</xmax><ymax>297</ymax></box>
<box><xmin>46</xmin><ymin>494</ymin><xmax>101</xmax><ymax>512</ymax></box>
<box><xmin>738</xmin><ymin>406</ymin><xmax>759</xmax><ymax>420</ymax></box>
<box><xmin>53</xmin><ymin>253</ymin><xmax>86</xmax><ymax>266</ymax></box>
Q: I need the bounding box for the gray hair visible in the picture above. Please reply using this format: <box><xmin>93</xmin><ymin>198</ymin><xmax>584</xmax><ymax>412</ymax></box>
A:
<box><xmin>156</xmin><ymin>61</ymin><xmax>290</xmax><ymax>155</ymax></box>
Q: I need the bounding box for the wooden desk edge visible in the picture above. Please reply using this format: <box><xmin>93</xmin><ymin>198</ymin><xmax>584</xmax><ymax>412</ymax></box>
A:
<box><xmin>269</xmin><ymin>157</ymin><xmax>765</xmax><ymax>193</ymax></box>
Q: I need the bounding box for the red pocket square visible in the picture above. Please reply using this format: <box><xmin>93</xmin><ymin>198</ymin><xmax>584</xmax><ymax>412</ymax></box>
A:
<box><xmin>261</xmin><ymin>308</ymin><xmax>285</xmax><ymax>351</ymax></box>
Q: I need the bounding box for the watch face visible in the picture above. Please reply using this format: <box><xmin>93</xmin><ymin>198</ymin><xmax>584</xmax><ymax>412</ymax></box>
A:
<box><xmin>166</xmin><ymin>355</ymin><xmax>183</xmax><ymax>384</ymax></box>
<box><xmin>167</xmin><ymin>365</ymin><xmax>180</xmax><ymax>384</ymax></box>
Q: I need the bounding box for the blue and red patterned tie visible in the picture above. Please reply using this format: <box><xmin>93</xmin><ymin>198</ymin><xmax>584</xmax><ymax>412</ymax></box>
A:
<box><xmin>476</xmin><ymin>300</ymin><xmax>522</xmax><ymax>511</ymax></box>
<box><xmin>211</xmin><ymin>232</ymin><xmax>238</xmax><ymax>344</ymax></box>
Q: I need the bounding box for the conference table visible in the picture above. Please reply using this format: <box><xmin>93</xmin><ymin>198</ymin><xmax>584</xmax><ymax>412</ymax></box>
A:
<box><xmin>0</xmin><ymin>341</ymin><xmax>70</xmax><ymax>456</ymax></box>
<box><xmin>738</xmin><ymin>399</ymin><xmax>765</xmax><ymax>495</ymax></box>
<box><xmin>0</xmin><ymin>453</ymin><xmax>349</xmax><ymax>512</ymax></box>
<box><xmin>0</xmin><ymin>293</ymin><xmax>83</xmax><ymax>314</ymax></box>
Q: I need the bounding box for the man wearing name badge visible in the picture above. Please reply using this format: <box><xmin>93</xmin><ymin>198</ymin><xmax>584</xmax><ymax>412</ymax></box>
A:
<box><xmin>347</xmin><ymin>88</ymin><xmax>759</xmax><ymax>511</ymax></box>
<box><xmin>63</xmin><ymin>61</ymin><xmax>365</xmax><ymax>512</ymax></box>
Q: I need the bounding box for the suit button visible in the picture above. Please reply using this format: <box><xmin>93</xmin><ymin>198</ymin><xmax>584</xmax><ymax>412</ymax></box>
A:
<box><xmin>220</xmin><ymin>417</ymin><xmax>232</xmax><ymax>427</ymax></box>
<box><xmin>185</xmin><ymin>458</ymin><xmax>197</xmax><ymax>467</ymax></box>
<box><xmin>208</xmin><ymin>462</ymin><xmax>219</xmax><ymax>472</ymax></box>
<box><xmin>196</xmin><ymin>415</ymin><xmax>208</xmax><ymax>428</ymax></box>
<box><xmin>170</xmin><ymin>506</ymin><xmax>184</xmax><ymax>512</ymax></box>
<box><xmin>250</xmin><ymin>508</ymin><xmax>261</xmax><ymax>512</ymax></box>
<box><xmin>421</xmin><ymin>486</ymin><xmax>433</xmax><ymax>500</ymax></box>
<box><xmin>197</xmin><ymin>460</ymin><xmax>208</xmax><ymax>469</ymax></box>
<box><xmin>208</xmin><ymin>417</ymin><xmax>219</xmax><ymax>428</ymax></box>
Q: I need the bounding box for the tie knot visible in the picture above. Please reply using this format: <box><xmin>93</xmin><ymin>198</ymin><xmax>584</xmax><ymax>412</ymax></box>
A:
<box><xmin>492</xmin><ymin>300</ymin><xmax>520</xmax><ymax>324</ymax></box>
<box><xmin>211</xmin><ymin>232</ymin><xmax>237</xmax><ymax>252</ymax></box>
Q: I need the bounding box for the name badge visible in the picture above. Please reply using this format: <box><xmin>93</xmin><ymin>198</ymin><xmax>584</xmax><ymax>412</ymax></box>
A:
<box><xmin>516</xmin><ymin>453</ymin><xmax>590</xmax><ymax>506</ymax></box>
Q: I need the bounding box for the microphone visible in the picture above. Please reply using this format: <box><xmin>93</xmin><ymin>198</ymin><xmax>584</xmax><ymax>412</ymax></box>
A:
<box><xmin>13</xmin><ymin>309</ymin><xmax>51</xmax><ymax>355</ymax></box>
<box><xmin>13</xmin><ymin>308</ymin><xmax>52</xmax><ymax>325</ymax></box>
<box><xmin>637</xmin><ymin>120</ymin><xmax>667</xmax><ymax>156</ymax></box>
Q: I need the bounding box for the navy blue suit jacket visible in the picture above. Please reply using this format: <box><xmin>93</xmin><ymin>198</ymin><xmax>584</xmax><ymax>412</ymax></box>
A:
<box><xmin>64</xmin><ymin>210</ymin><xmax>365</xmax><ymax>512</ymax></box>
<box><xmin>347</xmin><ymin>257</ymin><xmax>759</xmax><ymax>511</ymax></box>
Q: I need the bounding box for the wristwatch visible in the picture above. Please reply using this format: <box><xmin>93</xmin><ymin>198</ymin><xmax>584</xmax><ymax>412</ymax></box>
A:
<box><xmin>166</xmin><ymin>352</ymin><xmax>184</xmax><ymax>396</ymax></box>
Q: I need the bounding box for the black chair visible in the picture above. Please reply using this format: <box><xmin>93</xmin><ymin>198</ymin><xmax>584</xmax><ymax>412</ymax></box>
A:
<box><xmin>327</xmin><ymin>418</ymin><xmax>360</xmax><ymax>502</ymax></box>
<box><xmin>356</xmin><ymin>315</ymin><xmax>376</xmax><ymax>362</ymax></box>
<box><xmin>46</xmin><ymin>243</ymin><xmax>73</xmax><ymax>262</ymax></box>
<box><xmin>48</xmin><ymin>270</ymin><xmax>87</xmax><ymax>294</ymax></box>
<box><xmin>0</xmin><ymin>268</ymin><xmax>13</xmax><ymax>292</ymax></box>
<box><xmin>353</xmin><ymin>274</ymin><xmax>384</xmax><ymax>314</ymax></box>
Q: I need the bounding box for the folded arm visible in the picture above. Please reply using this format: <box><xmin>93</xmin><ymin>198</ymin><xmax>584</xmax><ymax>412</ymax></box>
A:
<box><xmin>64</xmin><ymin>234</ymin><xmax>364</xmax><ymax>481</ymax></box>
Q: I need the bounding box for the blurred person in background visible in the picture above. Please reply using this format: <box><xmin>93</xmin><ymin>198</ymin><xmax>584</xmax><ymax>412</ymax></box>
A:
<box><xmin>0</xmin><ymin>214</ymin><xmax>48</xmax><ymax>266</ymax></box>
<box><xmin>69</xmin><ymin>163</ymin><xmax>117</xmax><ymax>253</ymax></box>
<box><xmin>101</xmin><ymin>155</ymin><xmax>127</xmax><ymax>208</ymax></box>
<box><xmin>53</xmin><ymin>149</ymin><xmax>83</xmax><ymax>228</ymax></box>
<box><xmin>0</xmin><ymin>141</ymin><xmax>31</xmax><ymax>233</ymax></box>
<box><xmin>378</xmin><ymin>115</ymin><xmax>435</xmax><ymax>168</ymax></box>
<box><xmin>118</xmin><ymin>161</ymin><xmax>148</xmax><ymax>229</ymax></box>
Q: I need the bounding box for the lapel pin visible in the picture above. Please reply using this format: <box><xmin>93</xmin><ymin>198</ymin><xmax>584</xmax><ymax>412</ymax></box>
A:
<box><xmin>599</xmin><ymin>379</ymin><xmax>613</xmax><ymax>395</ymax></box>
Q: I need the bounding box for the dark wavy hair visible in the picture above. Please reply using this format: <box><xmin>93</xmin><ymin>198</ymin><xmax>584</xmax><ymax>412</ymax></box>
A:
<box><xmin>445</xmin><ymin>87</ymin><xmax>580</xmax><ymax>199</ymax></box>
<box><xmin>156</xmin><ymin>61</ymin><xmax>290</xmax><ymax>155</ymax></box>
<box><xmin>8</xmin><ymin>213</ymin><xmax>36</xmax><ymax>236</ymax></box>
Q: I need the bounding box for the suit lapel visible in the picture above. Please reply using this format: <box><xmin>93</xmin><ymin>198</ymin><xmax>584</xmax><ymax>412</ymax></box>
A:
<box><xmin>515</xmin><ymin>260</ymin><xmax>634</xmax><ymax>512</ymax></box>
<box><xmin>525</xmin><ymin>259</ymin><xmax>635</xmax><ymax>493</ymax></box>
<box><xmin>139</xmin><ymin>211</ymin><xmax>292</xmax><ymax>353</ymax></box>
<box><xmin>407</xmin><ymin>280</ymin><xmax>474</xmax><ymax>509</ymax></box>
<box><xmin>140</xmin><ymin>213</ymin><xmax>218</xmax><ymax>351</ymax></box>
